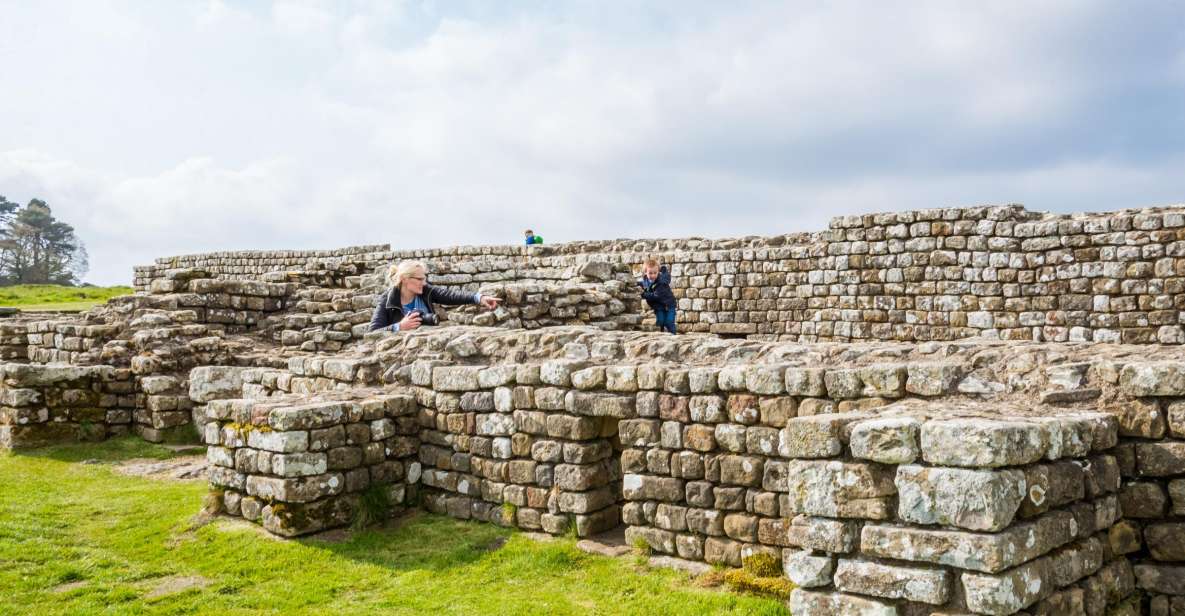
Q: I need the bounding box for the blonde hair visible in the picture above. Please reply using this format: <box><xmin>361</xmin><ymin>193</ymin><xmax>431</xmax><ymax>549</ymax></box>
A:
<box><xmin>387</xmin><ymin>260</ymin><xmax>428</xmax><ymax>288</ymax></box>
<box><xmin>644</xmin><ymin>258</ymin><xmax>660</xmax><ymax>269</ymax></box>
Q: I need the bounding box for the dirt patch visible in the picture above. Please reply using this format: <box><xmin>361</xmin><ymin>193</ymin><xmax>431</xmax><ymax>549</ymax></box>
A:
<box><xmin>113</xmin><ymin>455</ymin><xmax>207</xmax><ymax>481</ymax></box>
<box><xmin>144</xmin><ymin>575</ymin><xmax>209</xmax><ymax>599</ymax></box>
<box><xmin>52</xmin><ymin>580</ymin><xmax>88</xmax><ymax>593</ymax></box>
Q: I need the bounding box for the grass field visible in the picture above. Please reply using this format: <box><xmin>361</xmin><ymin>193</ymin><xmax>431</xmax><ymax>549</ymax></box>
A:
<box><xmin>0</xmin><ymin>284</ymin><xmax>133</xmax><ymax>311</ymax></box>
<box><xmin>0</xmin><ymin>438</ymin><xmax>789</xmax><ymax>615</ymax></box>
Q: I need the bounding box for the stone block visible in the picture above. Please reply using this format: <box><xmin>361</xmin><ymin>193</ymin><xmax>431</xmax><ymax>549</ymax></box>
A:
<box><xmin>783</xmin><ymin>549</ymin><xmax>834</xmax><ymax>587</ymax></box>
<box><xmin>780</xmin><ymin>413</ymin><xmax>867</xmax><ymax>458</ymax></box>
<box><xmin>920</xmin><ymin>418</ymin><xmax>1046</xmax><ymax>467</ymax></box>
<box><xmin>786</xmin><ymin>460</ymin><xmax>895</xmax><ymax>519</ymax></box>
<box><xmin>834</xmin><ymin>558</ymin><xmax>950</xmax><ymax>605</ymax></box>
<box><xmin>895</xmin><ymin>465</ymin><xmax>1026</xmax><ymax>531</ymax></box>
<box><xmin>849</xmin><ymin>417</ymin><xmax>920</xmax><ymax>464</ymax></box>
<box><xmin>564</xmin><ymin>391</ymin><xmax>635</xmax><ymax>418</ymax></box>
<box><xmin>788</xmin><ymin>590</ymin><xmax>898</xmax><ymax>616</ymax></box>
<box><xmin>1137</xmin><ymin>442</ymin><xmax>1185</xmax><ymax>476</ymax></box>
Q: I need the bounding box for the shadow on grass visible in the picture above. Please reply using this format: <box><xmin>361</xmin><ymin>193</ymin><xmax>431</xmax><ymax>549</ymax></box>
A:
<box><xmin>299</xmin><ymin>510</ymin><xmax>523</xmax><ymax>574</ymax></box>
<box><xmin>13</xmin><ymin>435</ymin><xmax>186</xmax><ymax>464</ymax></box>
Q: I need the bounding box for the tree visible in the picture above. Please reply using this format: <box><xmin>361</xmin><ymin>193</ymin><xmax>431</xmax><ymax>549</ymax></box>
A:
<box><xmin>0</xmin><ymin>199</ymin><xmax>89</xmax><ymax>285</ymax></box>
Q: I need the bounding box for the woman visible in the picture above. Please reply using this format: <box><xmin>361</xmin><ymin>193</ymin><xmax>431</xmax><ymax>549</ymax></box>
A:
<box><xmin>369</xmin><ymin>260</ymin><xmax>500</xmax><ymax>332</ymax></box>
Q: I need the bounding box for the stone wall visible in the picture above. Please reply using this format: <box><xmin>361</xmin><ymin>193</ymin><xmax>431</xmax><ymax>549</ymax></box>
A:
<box><xmin>0</xmin><ymin>364</ymin><xmax>135</xmax><ymax>448</ymax></box>
<box><xmin>134</xmin><ymin>203</ymin><xmax>1185</xmax><ymax>344</ymax></box>
<box><xmin>203</xmin><ymin>390</ymin><xmax>419</xmax><ymax>536</ymax></box>
<box><xmin>132</xmin><ymin>244</ymin><xmax>391</xmax><ymax>290</ymax></box>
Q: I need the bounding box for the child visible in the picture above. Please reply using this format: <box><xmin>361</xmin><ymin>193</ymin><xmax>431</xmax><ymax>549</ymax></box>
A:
<box><xmin>638</xmin><ymin>258</ymin><xmax>677</xmax><ymax>334</ymax></box>
<box><xmin>524</xmin><ymin>229</ymin><xmax>543</xmax><ymax>245</ymax></box>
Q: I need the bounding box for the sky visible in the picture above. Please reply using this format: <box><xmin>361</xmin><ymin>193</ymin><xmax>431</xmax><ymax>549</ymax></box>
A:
<box><xmin>2</xmin><ymin>1</ymin><xmax>1185</xmax><ymax>285</ymax></box>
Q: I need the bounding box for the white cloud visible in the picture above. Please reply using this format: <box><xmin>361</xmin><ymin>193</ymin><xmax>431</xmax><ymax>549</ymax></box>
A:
<box><xmin>1</xmin><ymin>1</ymin><xmax>1183</xmax><ymax>285</ymax></box>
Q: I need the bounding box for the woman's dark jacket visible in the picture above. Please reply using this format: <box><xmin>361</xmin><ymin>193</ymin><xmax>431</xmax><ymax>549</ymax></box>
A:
<box><xmin>638</xmin><ymin>266</ymin><xmax>676</xmax><ymax>311</ymax></box>
<box><xmin>369</xmin><ymin>284</ymin><xmax>479</xmax><ymax>331</ymax></box>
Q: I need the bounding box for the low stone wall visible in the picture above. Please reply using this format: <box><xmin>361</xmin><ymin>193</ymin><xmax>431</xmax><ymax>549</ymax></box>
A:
<box><xmin>1117</xmin><ymin>363</ymin><xmax>1185</xmax><ymax>614</ymax></box>
<box><xmin>0</xmin><ymin>364</ymin><xmax>135</xmax><ymax>448</ymax></box>
<box><xmin>203</xmin><ymin>390</ymin><xmax>419</xmax><ymax>536</ymax></box>
<box><xmin>133</xmin><ymin>244</ymin><xmax>391</xmax><ymax>291</ymax></box>
<box><xmin>138</xmin><ymin>203</ymin><xmax>1185</xmax><ymax>344</ymax></box>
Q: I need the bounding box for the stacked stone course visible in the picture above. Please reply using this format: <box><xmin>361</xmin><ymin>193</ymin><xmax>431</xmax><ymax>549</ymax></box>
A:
<box><xmin>0</xmin><ymin>364</ymin><xmax>135</xmax><ymax>448</ymax></box>
<box><xmin>204</xmin><ymin>390</ymin><xmax>419</xmax><ymax>536</ymax></box>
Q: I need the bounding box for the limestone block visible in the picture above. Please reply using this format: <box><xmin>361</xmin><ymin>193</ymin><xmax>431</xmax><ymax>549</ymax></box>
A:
<box><xmin>245</xmin><ymin>473</ymin><xmax>344</xmax><ymax>503</ymax></box>
<box><xmin>431</xmin><ymin>366</ymin><xmax>483</xmax><ymax>391</ymax></box>
<box><xmin>1120</xmin><ymin>481</ymin><xmax>1168</xmax><ymax>518</ymax></box>
<box><xmin>784</xmin><ymin>368</ymin><xmax>826</xmax><ymax>397</ymax></box>
<box><xmin>833</xmin><ymin>558</ymin><xmax>950</xmax><ymax>605</ymax></box>
<box><xmin>779</xmin><ymin>413</ymin><xmax>866</xmax><ymax>458</ymax></box>
<box><xmin>786</xmin><ymin>514</ymin><xmax>862</xmax><ymax>554</ymax></box>
<box><xmin>1135</xmin><ymin>563</ymin><xmax>1185</xmax><ymax>594</ymax></box>
<box><xmin>744</xmin><ymin>365</ymin><xmax>786</xmax><ymax>395</ymax></box>
<box><xmin>1120</xmin><ymin>363</ymin><xmax>1185</xmax><ymax>396</ymax></box>
<box><xmin>688</xmin><ymin>396</ymin><xmax>726</xmax><ymax>423</ymax></box>
<box><xmin>247</xmin><ymin>429</ymin><xmax>310</xmax><ymax>453</ymax></box>
<box><xmin>905</xmin><ymin>362</ymin><xmax>964</xmax><ymax>396</ymax></box>
<box><xmin>713</xmin><ymin>423</ymin><xmax>746</xmax><ymax>452</ymax></box>
<box><xmin>540</xmin><ymin>360</ymin><xmax>588</xmax><ymax>387</ymax></box>
<box><xmin>850</xmin><ymin>417</ymin><xmax>920</xmax><ymax>464</ymax></box>
<box><xmin>788</xmin><ymin>590</ymin><xmax>898</xmax><ymax>616</ymax></box>
<box><xmin>783</xmin><ymin>549</ymin><xmax>834</xmax><ymax>587</ymax></box>
<box><xmin>718</xmin><ymin>455</ymin><xmax>763</xmax><ymax>487</ymax></box>
<box><xmin>860</xmin><ymin>509</ymin><xmax>1076</xmax><ymax>573</ymax></box>
<box><xmin>920</xmin><ymin>418</ymin><xmax>1046</xmax><ymax>467</ymax></box>
<box><xmin>786</xmin><ymin>460</ymin><xmax>896</xmax><ymax>519</ymax></box>
<box><xmin>1137</xmin><ymin>442</ymin><xmax>1185</xmax><ymax>476</ymax></box>
<box><xmin>605</xmin><ymin>366</ymin><xmax>638</xmax><ymax>392</ymax></box>
<box><xmin>895</xmin><ymin>465</ymin><xmax>1026</xmax><ymax>531</ymax></box>
<box><xmin>564</xmin><ymin>391</ymin><xmax>635</xmax><ymax>418</ymax></box>
<box><xmin>621</xmin><ymin>473</ymin><xmax>684</xmax><ymax>502</ymax></box>
<box><xmin>823</xmin><ymin>369</ymin><xmax>863</xmax><ymax>399</ymax></box>
<box><xmin>1146</xmin><ymin>523</ymin><xmax>1185</xmax><ymax>561</ymax></box>
<box><xmin>962</xmin><ymin>556</ymin><xmax>1054</xmax><ymax>614</ymax></box>
<box><xmin>570</xmin><ymin>367</ymin><xmax>605</xmax><ymax>390</ymax></box>
<box><xmin>268</xmin><ymin>402</ymin><xmax>348</xmax><ymax>431</ymax></box>
<box><xmin>271</xmin><ymin>452</ymin><xmax>329</xmax><ymax>477</ymax></box>
<box><xmin>856</xmin><ymin>364</ymin><xmax>906</xmax><ymax>397</ymax></box>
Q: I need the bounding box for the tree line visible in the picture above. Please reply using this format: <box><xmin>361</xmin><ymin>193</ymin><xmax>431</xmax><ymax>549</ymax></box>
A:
<box><xmin>0</xmin><ymin>196</ymin><xmax>88</xmax><ymax>286</ymax></box>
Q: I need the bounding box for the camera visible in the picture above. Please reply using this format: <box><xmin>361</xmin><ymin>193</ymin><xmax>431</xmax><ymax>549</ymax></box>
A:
<box><xmin>410</xmin><ymin>310</ymin><xmax>439</xmax><ymax>326</ymax></box>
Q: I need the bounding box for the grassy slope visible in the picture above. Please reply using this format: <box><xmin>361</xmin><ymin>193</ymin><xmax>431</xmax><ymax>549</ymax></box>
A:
<box><xmin>0</xmin><ymin>438</ymin><xmax>787</xmax><ymax>616</ymax></box>
<box><xmin>0</xmin><ymin>284</ymin><xmax>133</xmax><ymax>311</ymax></box>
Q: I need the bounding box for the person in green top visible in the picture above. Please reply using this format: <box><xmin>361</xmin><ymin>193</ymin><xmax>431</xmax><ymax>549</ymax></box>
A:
<box><xmin>524</xmin><ymin>229</ymin><xmax>543</xmax><ymax>245</ymax></box>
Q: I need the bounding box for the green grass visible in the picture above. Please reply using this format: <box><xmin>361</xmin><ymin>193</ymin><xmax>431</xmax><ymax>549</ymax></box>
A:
<box><xmin>0</xmin><ymin>284</ymin><xmax>133</xmax><ymax>311</ymax></box>
<box><xmin>0</xmin><ymin>438</ymin><xmax>787</xmax><ymax>615</ymax></box>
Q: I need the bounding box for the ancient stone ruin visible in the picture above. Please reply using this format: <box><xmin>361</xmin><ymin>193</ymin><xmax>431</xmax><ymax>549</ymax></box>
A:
<box><xmin>5</xmin><ymin>203</ymin><xmax>1185</xmax><ymax>613</ymax></box>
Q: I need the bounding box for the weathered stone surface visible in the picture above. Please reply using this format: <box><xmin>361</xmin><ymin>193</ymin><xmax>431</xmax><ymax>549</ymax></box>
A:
<box><xmin>785</xmin><ymin>516</ymin><xmax>860</xmax><ymax>553</ymax></box>
<box><xmin>786</xmin><ymin>460</ymin><xmax>895</xmax><ymax>519</ymax></box>
<box><xmin>1135</xmin><ymin>563</ymin><xmax>1185</xmax><ymax>594</ymax></box>
<box><xmin>833</xmin><ymin>558</ymin><xmax>950</xmax><ymax>605</ymax></box>
<box><xmin>432</xmin><ymin>366</ymin><xmax>483</xmax><ymax>391</ymax></box>
<box><xmin>962</xmin><ymin>555</ymin><xmax>1054</xmax><ymax>614</ymax></box>
<box><xmin>783</xmin><ymin>549</ymin><xmax>834</xmax><ymax>587</ymax></box>
<box><xmin>906</xmin><ymin>362</ymin><xmax>964</xmax><ymax>396</ymax></box>
<box><xmin>1146</xmin><ymin>523</ymin><xmax>1185</xmax><ymax>561</ymax></box>
<box><xmin>920</xmin><ymin>418</ymin><xmax>1047</xmax><ymax>467</ymax></box>
<box><xmin>1137</xmin><ymin>442</ymin><xmax>1185</xmax><ymax>476</ymax></box>
<box><xmin>850</xmin><ymin>417</ymin><xmax>920</xmax><ymax>464</ymax></box>
<box><xmin>861</xmin><ymin>510</ymin><xmax>1076</xmax><ymax>573</ymax></box>
<box><xmin>189</xmin><ymin>366</ymin><xmax>246</xmax><ymax>402</ymax></box>
<box><xmin>1120</xmin><ymin>362</ymin><xmax>1185</xmax><ymax>396</ymax></box>
<box><xmin>565</xmin><ymin>391</ymin><xmax>636</xmax><ymax>418</ymax></box>
<box><xmin>895</xmin><ymin>465</ymin><xmax>1026</xmax><ymax>531</ymax></box>
<box><xmin>788</xmin><ymin>589</ymin><xmax>898</xmax><ymax>616</ymax></box>
<box><xmin>779</xmin><ymin>413</ymin><xmax>866</xmax><ymax>458</ymax></box>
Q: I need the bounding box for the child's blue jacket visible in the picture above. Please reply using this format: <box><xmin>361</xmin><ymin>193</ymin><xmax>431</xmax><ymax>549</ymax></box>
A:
<box><xmin>638</xmin><ymin>266</ymin><xmax>677</xmax><ymax>311</ymax></box>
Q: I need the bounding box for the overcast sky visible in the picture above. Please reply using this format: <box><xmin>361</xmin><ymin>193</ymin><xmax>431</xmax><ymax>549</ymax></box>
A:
<box><xmin>2</xmin><ymin>1</ymin><xmax>1185</xmax><ymax>285</ymax></box>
